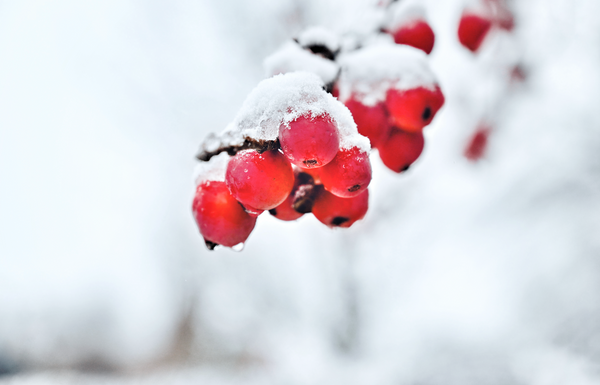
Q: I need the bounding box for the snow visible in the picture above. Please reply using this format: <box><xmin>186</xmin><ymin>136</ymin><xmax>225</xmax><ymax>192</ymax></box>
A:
<box><xmin>296</xmin><ymin>26</ymin><xmax>341</xmax><ymax>53</ymax></box>
<box><xmin>219</xmin><ymin>71</ymin><xmax>369</xmax><ymax>152</ymax></box>
<box><xmin>336</xmin><ymin>43</ymin><xmax>438</xmax><ymax>106</ymax></box>
<box><xmin>385</xmin><ymin>2</ymin><xmax>427</xmax><ymax>32</ymax></box>
<box><xmin>264</xmin><ymin>41</ymin><xmax>339</xmax><ymax>84</ymax></box>
<box><xmin>2</xmin><ymin>0</ymin><xmax>600</xmax><ymax>383</ymax></box>
<box><xmin>192</xmin><ymin>152</ymin><xmax>230</xmax><ymax>185</ymax></box>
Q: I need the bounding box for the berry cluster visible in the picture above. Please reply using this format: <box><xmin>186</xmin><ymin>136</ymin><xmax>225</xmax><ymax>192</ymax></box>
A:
<box><xmin>192</xmin><ymin>2</ymin><xmax>455</xmax><ymax>250</ymax></box>
<box><xmin>193</xmin><ymin>73</ymin><xmax>371</xmax><ymax>249</ymax></box>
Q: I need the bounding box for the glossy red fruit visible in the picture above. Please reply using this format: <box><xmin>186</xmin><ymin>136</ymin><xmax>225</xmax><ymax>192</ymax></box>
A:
<box><xmin>464</xmin><ymin>125</ymin><xmax>491</xmax><ymax>161</ymax></box>
<box><xmin>312</xmin><ymin>188</ymin><xmax>369</xmax><ymax>228</ymax></box>
<box><xmin>385</xmin><ymin>85</ymin><xmax>445</xmax><ymax>132</ymax></box>
<box><xmin>226</xmin><ymin>149</ymin><xmax>294</xmax><ymax>211</ymax></box>
<box><xmin>378</xmin><ymin>128</ymin><xmax>425</xmax><ymax>172</ymax></box>
<box><xmin>391</xmin><ymin>19</ymin><xmax>435</xmax><ymax>55</ymax></box>
<box><xmin>319</xmin><ymin>147</ymin><xmax>372</xmax><ymax>198</ymax></box>
<box><xmin>458</xmin><ymin>12</ymin><xmax>492</xmax><ymax>52</ymax></box>
<box><xmin>344</xmin><ymin>98</ymin><xmax>392</xmax><ymax>149</ymax></box>
<box><xmin>279</xmin><ymin>113</ymin><xmax>340</xmax><ymax>169</ymax></box>
<box><xmin>268</xmin><ymin>172</ymin><xmax>315</xmax><ymax>221</ymax></box>
<box><xmin>192</xmin><ymin>181</ymin><xmax>257</xmax><ymax>249</ymax></box>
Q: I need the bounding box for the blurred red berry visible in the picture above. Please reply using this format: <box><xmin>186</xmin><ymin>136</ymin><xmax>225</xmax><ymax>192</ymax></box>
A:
<box><xmin>385</xmin><ymin>85</ymin><xmax>445</xmax><ymax>132</ymax></box>
<box><xmin>391</xmin><ymin>19</ymin><xmax>435</xmax><ymax>55</ymax></box>
<box><xmin>345</xmin><ymin>98</ymin><xmax>392</xmax><ymax>149</ymax></box>
<box><xmin>279</xmin><ymin>113</ymin><xmax>340</xmax><ymax>169</ymax></box>
<box><xmin>226</xmin><ymin>149</ymin><xmax>294</xmax><ymax>211</ymax></box>
<box><xmin>313</xmin><ymin>188</ymin><xmax>369</xmax><ymax>228</ymax></box>
<box><xmin>378</xmin><ymin>128</ymin><xmax>425</xmax><ymax>172</ymax></box>
<box><xmin>192</xmin><ymin>181</ymin><xmax>257</xmax><ymax>249</ymax></box>
<box><xmin>464</xmin><ymin>125</ymin><xmax>491</xmax><ymax>161</ymax></box>
<box><xmin>319</xmin><ymin>147</ymin><xmax>372</xmax><ymax>198</ymax></box>
<box><xmin>458</xmin><ymin>12</ymin><xmax>492</xmax><ymax>52</ymax></box>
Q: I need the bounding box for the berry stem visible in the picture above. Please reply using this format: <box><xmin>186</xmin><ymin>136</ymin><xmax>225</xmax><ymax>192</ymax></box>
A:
<box><xmin>196</xmin><ymin>137</ymin><xmax>280</xmax><ymax>162</ymax></box>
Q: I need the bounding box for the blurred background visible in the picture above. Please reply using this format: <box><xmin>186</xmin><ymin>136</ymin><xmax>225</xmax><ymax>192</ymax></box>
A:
<box><xmin>1</xmin><ymin>0</ymin><xmax>600</xmax><ymax>383</ymax></box>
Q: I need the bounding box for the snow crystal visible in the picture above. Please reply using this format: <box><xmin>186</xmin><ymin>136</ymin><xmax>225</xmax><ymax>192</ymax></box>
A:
<box><xmin>193</xmin><ymin>151</ymin><xmax>230</xmax><ymax>186</ymax></box>
<box><xmin>386</xmin><ymin>2</ymin><xmax>427</xmax><ymax>31</ymax></box>
<box><xmin>337</xmin><ymin>43</ymin><xmax>438</xmax><ymax>106</ymax></box>
<box><xmin>264</xmin><ymin>41</ymin><xmax>339</xmax><ymax>85</ymax></box>
<box><xmin>218</xmin><ymin>72</ymin><xmax>369</xmax><ymax>152</ymax></box>
<box><xmin>296</xmin><ymin>26</ymin><xmax>340</xmax><ymax>53</ymax></box>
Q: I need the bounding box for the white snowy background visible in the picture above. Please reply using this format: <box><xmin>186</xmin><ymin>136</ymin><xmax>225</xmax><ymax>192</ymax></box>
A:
<box><xmin>1</xmin><ymin>0</ymin><xmax>600</xmax><ymax>383</ymax></box>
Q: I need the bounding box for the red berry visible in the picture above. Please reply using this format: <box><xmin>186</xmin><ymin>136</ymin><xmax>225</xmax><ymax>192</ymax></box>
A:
<box><xmin>319</xmin><ymin>147</ymin><xmax>372</xmax><ymax>198</ymax></box>
<box><xmin>385</xmin><ymin>86</ymin><xmax>445</xmax><ymax>132</ymax></box>
<box><xmin>458</xmin><ymin>12</ymin><xmax>492</xmax><ymax>52</ymax></box>
<box><xmin>344</xmin><ymin>98</ymin><xmax>392</xmax><ymax>149</ymax></box>
<box><xmin>312</xmin><ymin>188</ymin><xmax>369</xmax><ymax>228</ymax></box>
<box><xmin>268</xmin><ymin>172</ymin><xmax>315</xmax><ymax>221</ymax></box>
<box><xmin>391</xmin><ymin>19</ymin><xmax>435</xmax><ymax>55</ymax></box>
<box><xmin>279</xmin><ymin>113</ymin><xmax>340</xmax><ymax>169</ymax></box>
<box><xmin>225</xmin><ymin>149</ymin><xmax>294</xmax><ymax>211</ymax></box>
<box><xmin>378</xmin><ymin>128</ymin><xmax>425</xmax><ymax>172</ymax></box>
<box><xmin>464</xmin><ymin>125</ymin><xmax>491</xmax><ymax>161</ymax></box>
<box><xmin>192</xmin><ymin>181</ymin><xmax>257</xmax><ymax>249</ymax></box>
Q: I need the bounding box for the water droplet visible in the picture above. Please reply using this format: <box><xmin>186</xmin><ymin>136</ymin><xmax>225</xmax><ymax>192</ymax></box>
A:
<box><xmin>244</xmin><ymin>169</ymin><xmax>248</xmax><ymax>172</ymax></box>
<box><xmin>231</xmin><ymin>243</ymin><xmax>245</xmax><ymax>252</ymax></box>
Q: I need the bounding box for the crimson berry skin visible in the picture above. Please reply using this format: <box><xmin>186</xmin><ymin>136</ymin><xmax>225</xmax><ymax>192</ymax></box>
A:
<box><xmin>458</xmin><ymin>13</ymin><xmax>492</xmax><ymax>52</ymax></box>
<box><xmin>391</xmin><ymin>19</ymin><xmax>435</xmax><ymax>55</ymax></box>
<box><xmin>378</xmin><ymin>128</ymin><xmax>425</xmax><ymax>173</ymax></box>
<box><xmin>192</xmin><ymin>181</ymin><xmax>257</xmax><ymax>249</ymax></box>
<box><xmin>226</xmin><ymin>149</ymin><xmax>294</xmax><ymax>211</ymax></box>
<box><xmin>385</xmin><ymin>85</ymin><xmax>445</xmax><ymax>132</ymax></box>
<box><xmin>319</xmin><ymin>147</ymin><xmax>372</xmax><ymax>198</ymax></box>
<box><xmin>312</xmin><ymin>188</ymin><xmax>369</xmax><ymax>228</ymax></box>
<box><xmin>279</xmin><ymin>114</ymin><xmax>340</xmax><ymax>169</ymax></box>
<box><xmin>344</xmin><ymin>98</ymin><xmax>392</xmax><ymax>149</ymax></box>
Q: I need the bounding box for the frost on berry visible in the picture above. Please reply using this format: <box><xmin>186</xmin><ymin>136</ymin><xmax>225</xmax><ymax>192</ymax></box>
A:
<box><xmin>192</xmin><ymin>181</ymin><xmax>257</xmax><ymax>249</ymax></box>
<box><xmin>312</xmin><ymin>187</ymin><xmax>369</xmax><ymax>228</ymax></box>
<box><xmin>264</xmin><ymin>41</ymin><xmax>339</xmax><ymax>87</ymax></box>
<box><xmin>378</xmin><ymin>128</ymin><xmax>425</xmax><ymax>173</ymax></box>
<box><xmin>196</xmin><ymin>72</ymin><xmax>369</xmax><ymax>164</ymax></box>
<box><xmin>225</xmin><ymin>149</ymin><xmax>294</xmax><ymax>211</ymax></box>
<box><xmin>279</xmin><ymin>113</ymin><xmax>340</xmax><ymax>168</ymax></box>
<box><xmin>336</xmin><ymin>44</ymin><xmax>439</xmax><ymax>108</ymax></box>
<box><xmin>319</xmin><ymin>147</ymin><xmax>372</xmax><ymax>198</ymax></box>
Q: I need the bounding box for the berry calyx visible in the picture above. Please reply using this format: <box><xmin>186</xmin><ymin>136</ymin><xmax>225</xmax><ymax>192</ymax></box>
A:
<box><xmin>385</xmin><ymin>86</ymin><xmax>445</xmax><ymax>132</ymax></box>
<box><xmin>225</xmin><ymin>149</ymin><xmax>294</xmax><ymax>211</ymax></box>
<box><xmin>378</xmin><ymin>128</ymin><xmax>425</xmax><ymax>173</ymax></box>
<box><xmin>192</xmin><ymin>181</ymin><xmax>257</xmax><ymax>249</ymax></box>
<box><xmin>279</xmin><ymin>113</ymin><xmax>340</xmax><ymax>169</ymax></box>
<box><xmin>390</xmin><ymin>19</ymin><xmax>435</xmax><ymax>55</ymax></box>
<box><xmin>312</xmin><ymin>187</ymin><xmax>369</xmax><ymax>228</ymax></box>
<box><xmin>319</xmin><ymin>147</ymin><xmax>372</xmax><ymax>198</ymax></box>
<box><xmin>344</xmin><ymin>98</ymin><xmax>392</xmax><ymax>149</ymax></box>
<box><xmin>458</xmin><ymin>12</ymin><xmax>492</xmax><ymax>52</ymax></box>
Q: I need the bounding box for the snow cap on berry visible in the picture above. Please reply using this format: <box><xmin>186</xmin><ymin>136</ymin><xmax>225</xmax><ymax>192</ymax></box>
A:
<box><xmin>193</xmin><ymin>151</ymin><xmax>230</xmax><ymax>186</ymax></box>
<box><xmin>226</xmin><ymin>72</ymin><xmax>369</xmax><ymax>152</ymax></box>
<box><xmin>264</xmin><ymin>41</ymin><xmax>339</xmax><ymax>85</ymax></box>
<box><xmin>337</xmin><ymin>43</ymin><xmax>438</xmax><ymax>106</ymax></box>
<box><xmin>386</xmin><ymin>2</ymin><xmax>427</xmax><ymax>32</ymax></box>
<box><xmin>296</xmin><ymin>26</ymin><xmax>341</xmax><ymax>54</ymax></box>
